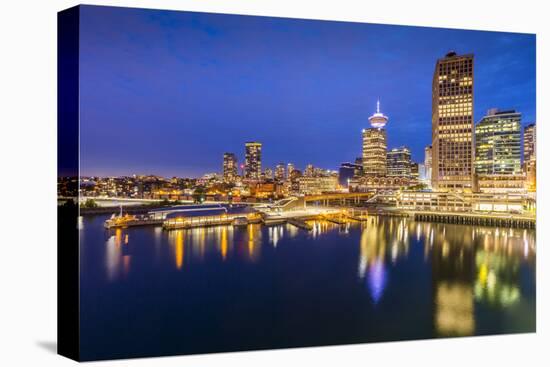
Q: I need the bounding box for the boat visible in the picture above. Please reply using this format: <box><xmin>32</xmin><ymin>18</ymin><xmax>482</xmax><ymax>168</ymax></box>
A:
<box><xmin>233</xmin><ymin>216</ymin><xmax>249</xmax><ymax>227</ymax></box>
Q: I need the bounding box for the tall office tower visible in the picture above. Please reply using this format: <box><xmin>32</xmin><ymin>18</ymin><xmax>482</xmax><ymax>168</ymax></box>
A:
<box><xmin>410</xmin><ymin>162</ymin><xmax>419</xmax><ymax>180</ymax></box>
<box><xmin>432</xmin><ymin>52</ymin><xmax>474</xmax><ymax>191</ymax></box>
<box><xmin>287</xmin><ymin>163</ymin><xmax>295</xmax><ymax>179</ymax></box>
<box><xmin>524</xmin><ymin>123</ymin><xmax>536</xmax><ymax>164</ymax></box>
<box><xmin>244</xmin><ymin>142</ymin><xmax>262</xmax><ymax>180</ymax></box>
<box><xmin>475</xmin><ymin>109</ymin><xmax>521</xmax><ymax>175</ymax></box>
<box><xmin>362</xmin><ymin>100</ymin><xmax>389</xmax><ymax>176</ymax></box>
<box><xmin>263</xmin><ymin>167</ymin><xmax>273</xmax><ymax>180</ymax></box>
<box><xmin>222</xmin><ymin>153</ymin><xmax>238</xmax><ymax>183</ymax></box>
<box><xmin>387</xmin><ymin>146</ymin><xmax>412</xmax><ymax>177</ymax></box>
<box><xmin>275</xmin><ymin>163</ymin><xmax>286</xmax><ymax>181</ymax></box>
<box><xmin>523</xmin><ymin>123</ymin><xmax>536</xmax><ymax>191</ymax></box>
<box><xmin>418</xmin><ymin>163</ymin><xmax>427</xmax><ymax>182</ymax></box>
<box><xmin>424</xmin><ymin>146</ymin><xmax>432</xmax><ymax>186</ymax></box>
<box><xmin>304</xmin><ymin>164</ymin><xmax>315</xmax><ymax>177</ymax></box>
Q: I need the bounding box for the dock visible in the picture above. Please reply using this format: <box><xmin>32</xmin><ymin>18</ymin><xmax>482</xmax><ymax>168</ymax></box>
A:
<box><xmin>414</xmin><ymin>211</ymin><xmax>535</xmax><ymax>229</ymax></box>
<box><xmin>104</xmin><ymin>217</ymin><xmax>163</xmax><ymax>229</ymax></box>
<box><xmin>287</xmin><ymin>218</ymin><xmax>314</xmax><ymax>231</ymax></box>
<box><xmin>322</xmin><ymin>215</ymin><xmax>347</xmax><ymax>225</ymax></box>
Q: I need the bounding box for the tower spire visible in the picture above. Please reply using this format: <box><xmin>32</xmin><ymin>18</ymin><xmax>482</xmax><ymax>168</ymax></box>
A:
<box><xmin>368</xmin><ymin>98</ymin><xmax>388</xmax><ymax>129</ymax></box>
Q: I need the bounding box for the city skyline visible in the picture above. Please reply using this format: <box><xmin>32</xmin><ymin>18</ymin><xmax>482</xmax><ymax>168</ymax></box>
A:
<box><xmin>76</xmin><ymin>5</ymin><xmax>535</xmax><ymax>177</ymax></box>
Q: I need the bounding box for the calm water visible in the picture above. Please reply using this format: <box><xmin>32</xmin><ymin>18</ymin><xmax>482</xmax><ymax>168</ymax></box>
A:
<box><xmin>79</xmin><ymin>215</ymin><xmax>536</xmax><ymax>361</ymax></box>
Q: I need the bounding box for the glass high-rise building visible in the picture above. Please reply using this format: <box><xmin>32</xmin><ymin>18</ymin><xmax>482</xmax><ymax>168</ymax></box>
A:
<box><xmin>363</xmin><ymin>100</ymin><xmax>389</xmax><ymax>176</ymax></box>
<box><xmin>244</xmin><ymin>142</ymin><xmax>262</xmax><ymax>180</ymax></box>
<box><xmin>387</xmin><ymin>146</ymin><xmax>412</xmax><ymax>177</ymax></box>
<box><xmin>524</xmin><ymin>123</ymin><xmax>536</xmax><ymax>163</ymax></box>
<box><xmin>475</xmin><ymin>109</ymin><xmax>521</xmax><ymax>175</ymax></box>
<box><xmin>432</xmin><ymin>52</ymin><xmax>474</xmax><ymax>191</ymax></box>
<box><xmin>222</xmin><ymin>153</ymin><xmax>238</xmax><ymax>183</ymax></box>
<box><xmin>424</xmin><ymin>145</ymin><xmax>432</xmax><ymax>186</ymax></box>
<box><xmin>523</xmin><ymin>123</ymin><xmax>536</xmax><ymax>191</ymax></box>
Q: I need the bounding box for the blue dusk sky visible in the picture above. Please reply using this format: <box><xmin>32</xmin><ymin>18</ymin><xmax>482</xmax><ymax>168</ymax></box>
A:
<box><xmin>78</xmin><ymin>5</ymin><xmax>536</xmax><ymax>178</ymax></box>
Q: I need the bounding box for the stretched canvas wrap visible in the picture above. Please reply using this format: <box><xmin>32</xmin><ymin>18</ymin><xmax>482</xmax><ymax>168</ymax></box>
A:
<box><xmin>58</xmin><ymin>4</ymin><xmax>537</xmax><ymax>362</ymax></box>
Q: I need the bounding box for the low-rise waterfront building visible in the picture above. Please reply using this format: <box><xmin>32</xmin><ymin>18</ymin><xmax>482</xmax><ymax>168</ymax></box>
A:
<box><xmin>297</xmin><ymin>175</ymin><xmax>339</xmax><ymax>195</ymax></box>
<box><xmin>349</xmin><ymin>175</ymin><xmax>414</xmax><ymax>193</ymax></box>
<box><xmin>396</xmin><ymin>191</ymin><xmax>525</xmax><ymax>213</ymax></box>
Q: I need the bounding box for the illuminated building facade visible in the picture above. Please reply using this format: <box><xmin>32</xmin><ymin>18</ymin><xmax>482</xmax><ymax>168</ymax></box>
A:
<box><xmin>349</xmin><ymin>176</ymin><xmax>413</xmax><ymax>193</ymax></box>
<box><xmin>523</xmin><ymin>123</ymin><xmax>536</xmax><ymax>191</ymax></box>
<box><xmin>475</xmin><ymin>109</ymin><xmax>521</xmax><ymax>175</ymax></box>
<box><xmin>286</xmin><ymin>163</ymin><xmax>295</xmax><ymax>179</ymax></box>
<box><xmin>411</xmin><ymin>162</ymin><xmax>419</xmax><ymax>181</ymax></box>
<box><xmin>304</xmin><ymin>164</ymin><xmax>315</xmax><ymax>177</ymax></box>
<box><xmin>432</xmin><ymin>52</ymin><xmax>474</xmax><ymax>192</ymax></box>
<box><xmin>476</xmin><ymin>174</ymin><xmax>526</xmax><ymax>194</ymax></box>
<box><xmin>418</xmin><ymin>163</ymin><xmax>427</xmax><ymax>183</ymax></box>
<box><xmin>424</xmin><ymin>145</ymin><xmax>432</xmax><ymax>187</ymax></box>
<box><xmin>524</xmin><ymin>123</ymin><xmax>536</xmax><ymax>163</ymax></box>
<box><xmin>363</xmin><ymin>100</ymin><xmax>389</xmax><ymax>176</ymax></box>
<box><xmin>275</xmin><ymin>163</ymin><xmax>286</xmax><ymax>181</ymax></box>
<box><xmin>222</xmin><ymin>153</ymin><xmax>238</xmax><ymax>183</ymax></box>
<box><xmin>397</xmin><ymin>191</ymin><xmax>525</xmax><ymax>213</ymax></box>
<box><xmin>263</xmin><ymin>167</ymin><xmax>273</xmax><ymax>180</ymax></box>
<box><xmin>297</xmin><ymin>175</ymin><xmax>339</xmax><ymax>195</ymax></box>
<box><xmin>244</xmin><ymin>142</ymin><xmax>262</xmax><ymax>180</ymax></box>
<box><xmin>387</xmin><ymin>146</ymin><xmax>412</xmax><ymax>177</ymax></box>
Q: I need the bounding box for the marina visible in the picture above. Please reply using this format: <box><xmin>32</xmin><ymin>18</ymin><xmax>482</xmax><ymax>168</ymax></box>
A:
<box><xmin>103</xmin><ymin>201</ymin><xmax>536</xmax><ymax>230</ymax></box>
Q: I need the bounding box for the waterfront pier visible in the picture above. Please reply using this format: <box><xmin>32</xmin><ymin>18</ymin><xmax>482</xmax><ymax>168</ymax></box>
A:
<box><xmin>413</xmin><ymin>211</ymin><xmax>535</xmax><ymax>229</ymax></box>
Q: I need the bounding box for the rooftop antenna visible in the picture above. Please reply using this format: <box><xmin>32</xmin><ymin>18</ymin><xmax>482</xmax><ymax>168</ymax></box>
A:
<box><xmin>377</xmin><ymin>98</ymin><xmax>380</xmax><ymax>114</ymax></box>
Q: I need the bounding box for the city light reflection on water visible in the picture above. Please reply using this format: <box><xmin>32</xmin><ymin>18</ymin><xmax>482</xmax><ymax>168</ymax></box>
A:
<box><xmin>82</xmin><ymin>214</ymin><xmax>535</xmax><ymax>359</ymax></box>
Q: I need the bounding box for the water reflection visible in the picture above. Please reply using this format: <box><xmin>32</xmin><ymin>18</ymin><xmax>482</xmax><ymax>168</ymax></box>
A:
<box><xmin>351</xmin><ymin>218</ymin><xmax>535</xmax><ymax>336</ymax></box>
<box><xmin>102</xmin><ymin>218</ymin><xmax>535</xmax><ymax>338</ymax></box>
<box><xmin>358</xmin><ymin>217</ymin><xmax>411</xmax><ymax>303</ymax></box>
<box><xmin>268</xmin><ymin>225</ymin><xmax>284</xmax><ymax>248</ymax></box>
<box><xmin>105</xmin><ymin>228</ymin><xmax>131</xmax><ymax>281</ymax></box>
<box><xmin>90</xmin><ymin>214</ymin><xmax>535</xmax><ymax>353</ymax></box>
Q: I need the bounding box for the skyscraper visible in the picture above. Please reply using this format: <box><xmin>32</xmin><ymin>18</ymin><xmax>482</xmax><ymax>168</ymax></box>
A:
<box><xmin>244</xmin><ymin>142</ymin><xmax>262</xmax><ymax>180</ymax></box>
<box><xmin>524</xmin><ymin>123</ymin><xmax>536</xmax><ymax>191</ymax></box>
<box><xmin>222</xmin><ymin>153</ymin><xmax>238</xmax><ymax>183</ymax></box>
<box><xmin>263</xmin><ymin>167</ymin><xmax>273</xmax><ymax>180</ymax></box>
<box><xmin>475</xmin><ymin>109</ymin><xmax>521</xmax><ymax>175</ymax></box>
<box><xmin>410</xmin><ymin>162</ymin><xmax>419</xmax><ymax>181</ymax></box>
<box><xmin>287</xmin><ymin>163</ymin><xmax>295</xmax><ymax>179</ymax></box>
<box><xmin>432</xmin><ymin>52</ymin><xmax>474</xmax><ymax>192</ymax></box>
<box><xmin>363</xmin><ymin>100</ymin><xmax>388</xmax><ymax>176</ymax></box>
<box><xmin>524</xmin><ymin>123</ymin><xmax>536</xmax><ymax>163</ymax></box>
<box><xmin>424</xmin><ymin>146</ymin><xmax>432</xmax><ymax>187</ymax></box>
<box><xmin>275</xmin><ymin>163</ymin><xmax>286</xmax><ymax>181</ymax></box>
<box><xmin>304</xmin><ymin>164</ymin><xmax>315</xmax><ymax>177</ymax></box>
<box><xmin>387</xmin><ymin>146</ymin><xmax>412</xmax><ymax>177</ymax></box>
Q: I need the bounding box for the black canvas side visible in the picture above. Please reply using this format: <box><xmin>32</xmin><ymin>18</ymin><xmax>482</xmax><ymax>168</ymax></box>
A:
<box><xmin>57</xmin><ymin>5</ymin><xmax>80</xmax><ymax>362</ymax></box>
